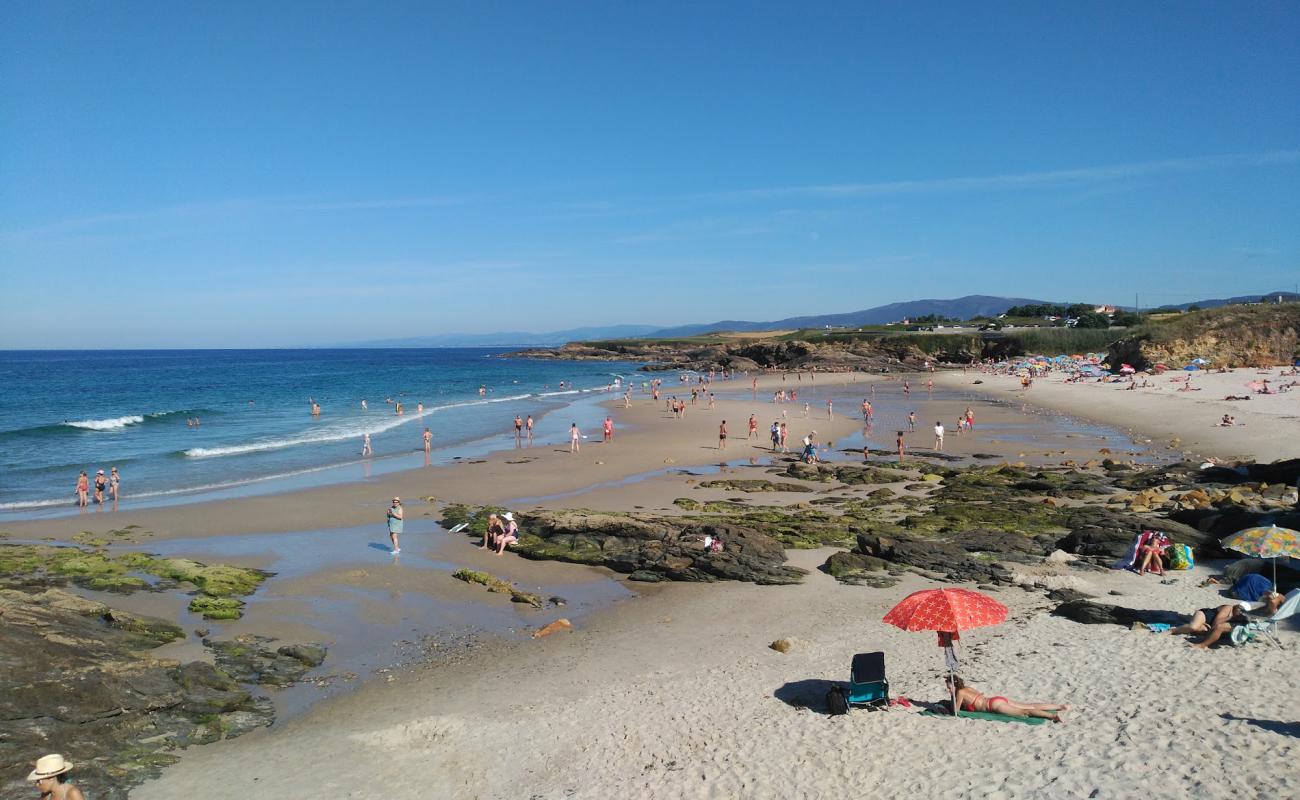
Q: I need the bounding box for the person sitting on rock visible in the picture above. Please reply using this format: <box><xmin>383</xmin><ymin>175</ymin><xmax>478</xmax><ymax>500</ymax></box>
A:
<box><xmin>479</xmin><ymin>513</ymin><xmax>504</xmax><ymax>550</ymax></box>
<box><xmin>944</xmin><ymin>676</ymin><xmax>1067</xmax><ymax>722</ymax></box>
<box><xmin>495</xmin><ymin>511</ymin><xmax>520</xmax><ymax>555</ymax></box>
<box><xmin>1169</xmin><ymin>593</ymin><xmax>1284</xmax><ymax>649</ymax></box>
<box><xmin>27</xmin><ymin>754</ymin><xmax>85</xmax><ymax>800</ymax></box>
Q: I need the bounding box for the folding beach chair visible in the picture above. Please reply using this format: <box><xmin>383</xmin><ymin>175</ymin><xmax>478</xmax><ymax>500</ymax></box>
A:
<box><xmin>826</xmin><ymin>652</ymin><xmax>889</xmax><ymax>715</ymax></box>
<box><xmin>1230</xmin><ymin>588</ymin><xmax>1300</xmax><ymax>647</ymax></box>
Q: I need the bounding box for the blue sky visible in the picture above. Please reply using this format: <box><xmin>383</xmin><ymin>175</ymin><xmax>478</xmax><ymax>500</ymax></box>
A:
<box><xmin>2</xmin><ymin>2</ymin><xmax>1297</xmax><ymax>347</ymax></box>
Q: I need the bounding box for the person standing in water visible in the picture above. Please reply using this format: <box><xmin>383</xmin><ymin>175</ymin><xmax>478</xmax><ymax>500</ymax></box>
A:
<box><xmin>896</xmin><ymin>430</ymin><xmax>906</xmax><ymax>462</ymax></box>
<box><xmin>361</xmin><ymin>399</ymin><xmax>368</xmax><ymax>410</ymax></box>
<box><xmin>109</xmin><ymin>467</ymin><xmax>120</xmax><ymax>503</ymax></box>
<box><xmin>907</xmin><ymin>411</ymin><xmax>916</xmax><ymax>432</ymax></box>
<box><xmin>93</xmin><ymin>470</ymin><xmax>107</xmax><ymax>505</ymax></box>
<box><xmin>362</xmin><ymin>433</ymin><xmax>373</xmax><ymax>456</ymax></box>
<box><xmin>75</xmin><ymin>471</ymin><xmax>89</xmax><ymax>507</ymax></box>
<box><xmin>423</xmin><ymin>427</ymin><xmax>432</xmax><ymax>454</ymax></box>
<box><xmin>386</xmin><ymin>497</ymin><xmax>403</xmax><ymax>554</ymax></box>
<box><xmin>526</xmin><ymin>415</ymin><xmax>534</xmax><ymax>444</ymax></box>
<box><xmin>514</xmin><ymin>415</ymin><xmax>523</xmax><ymax>443</ymax></box>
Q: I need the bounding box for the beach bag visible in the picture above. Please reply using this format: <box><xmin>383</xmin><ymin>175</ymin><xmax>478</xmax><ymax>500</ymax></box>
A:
<box><xmin>826</xmin><ymin>687</ymin><xmax>849</xmax><ymax>716</ymax></box>
<box><xmin>1168</xmin><ymin>544</ymin><xmax>1194</xmax><ymax>570</ymax></box>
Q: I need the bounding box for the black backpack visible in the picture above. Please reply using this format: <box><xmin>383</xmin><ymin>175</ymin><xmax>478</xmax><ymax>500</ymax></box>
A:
<box><xmin>825</xmin><ymin>686</ymin><xmax>849</xmax><ymax>716</ymax></box>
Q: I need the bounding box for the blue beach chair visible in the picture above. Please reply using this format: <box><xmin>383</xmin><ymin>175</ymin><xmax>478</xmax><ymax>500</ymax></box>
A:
<box><xmin>826</xmin><ymin>652</ymin><xmax>889</xmax><ymax>715</ymax></box>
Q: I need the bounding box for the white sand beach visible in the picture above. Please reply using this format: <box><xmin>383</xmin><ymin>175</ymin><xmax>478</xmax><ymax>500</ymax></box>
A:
<box><xmin>110</xmin><ymin>372</ymin><xmax>1300</xmax><ymax>800</ymax></box>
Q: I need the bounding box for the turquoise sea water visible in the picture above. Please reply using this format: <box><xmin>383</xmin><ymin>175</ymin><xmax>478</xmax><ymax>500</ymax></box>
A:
<box><xmin>0</xmin><ymin>349</ymin><xmax>643</xmax><ymax>514</ymax></box>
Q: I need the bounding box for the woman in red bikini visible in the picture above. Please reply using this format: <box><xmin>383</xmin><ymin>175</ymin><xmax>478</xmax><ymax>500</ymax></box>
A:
<box><xmin>945</xmin><ymin>676</ymin><xmax>1067</xmax><ymax>723</ymax></box>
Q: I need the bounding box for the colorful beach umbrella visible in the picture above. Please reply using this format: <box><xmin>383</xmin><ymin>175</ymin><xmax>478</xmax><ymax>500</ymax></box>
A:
<box><xmin>1223</xmin><ymin>525</ymin><xmax>1300</xmax><ymax>588</ymax></box>
<box><xmin>884</xmin><ymin>588</ymin><xmax>1007</xmax><ymax>712</ymax></box>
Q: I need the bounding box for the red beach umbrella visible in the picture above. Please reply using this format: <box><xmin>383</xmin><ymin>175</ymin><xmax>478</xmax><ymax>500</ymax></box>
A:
<box><xmin>883</xmin><ymin>588</ymin><xmax>1007</xmax><ymax>713</ymax></box>
<box><xmin>883</xmin><ymin>588</ymin><xmax>1007</xmax><ymax>634</ymax></box>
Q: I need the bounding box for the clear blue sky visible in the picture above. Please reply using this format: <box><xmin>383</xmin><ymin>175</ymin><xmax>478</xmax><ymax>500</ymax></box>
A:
<box><xmin>2</xmin><ymin>2</ymin><xmax>1297</xmax><ymax>347</ymax></box>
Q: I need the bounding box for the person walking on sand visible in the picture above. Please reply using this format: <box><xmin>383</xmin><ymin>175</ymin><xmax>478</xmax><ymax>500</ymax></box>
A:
<box><xmin>93</xmin><ymin>470</ymin><xmax>107</xmax><ymax>505</ymax></box>
<box><xmin>826</xmin><ymin>399</ymin><xmax>833</xmax><ymax>419</ymax></box>
<box><xmin>933</xmin><ymin>421</ymin><xmax>945</xmax><ymax>451</ymax></box>
<box><xmin>770</xmin><ymin>421</ymin><xmax>780</xmax><ymax>451</ymax></box>
<box><xmin>386</xmin><ymin>497</ymin><xmax>403</xmax><ymax>554</ymax></box>
<box><xmin>27</xmin><ymin>754</ymin><xmax>86</xmax><ymax>800</ymax></box>
<box><xmin>965</xmin><ymin>406</ymin><xmax>975</xmax><ymax>430</ymax></box>
<box><xmin>748</xmin><ymin>414</ymin><xmax>758</xmax><ymax>439</ymax></box>
<box><xmin>423</xmin><ymin>427</ymin><xmax>432</xmax><ymax>453</ymax></box>
<box><xmin>603</xmin><ymin>416</ymin><xmax>614</xmax><ymax>442</ymax></box>
<box><xmin>718</xmin><ymin>420</ymin><xmax>728</xmax><ymax>449</ymax></box>
<box><xmin>779</xmin><ymin>421</ymin><xmax>789</xmax><ymax>452</ymax></box>
<box><xmin>896</xmin><ymin>431</ymin><xmax>905</xmax><ymax>462</ymax></box>
<box><xmin>362</xmin><ymin>433</ymin><xmax>373</xmax><ymax>456</ymax></box>
<box><xmin>109</xmin><ymin>467</ymin><xmax>120</xmax><ymax>502</ymax></box>
<box><xmin>75</xmin><ymin>471</ymin><xmax>89</xmax><ymax>507</ymax></box>
<box><xmin>569</xmin><ymin>422</ymin><xmax>581</xmax><ymax>452</ymax></box>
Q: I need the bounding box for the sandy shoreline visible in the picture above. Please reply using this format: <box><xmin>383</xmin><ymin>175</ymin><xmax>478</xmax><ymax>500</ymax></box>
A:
<box><xmin>931</xmin><ymin>366</ymin><xmax>1300</xmax><ymax>464</ymax></box>
<box><xmin>10</xmin><ymin>369</ymin><xmax>1298</xmax><ymax>799</ymax></box>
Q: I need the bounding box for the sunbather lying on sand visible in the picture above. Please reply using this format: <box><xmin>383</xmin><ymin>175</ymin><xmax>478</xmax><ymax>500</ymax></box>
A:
<box><xmin>1170</xmin><ymin>593</ymin><xmax>1284</xmax><ymax>649</ymax></box>
<box><xmin>944</xmin><ymin>676</ymin><xmax>1067</xmax><ymax>722</ymax></box>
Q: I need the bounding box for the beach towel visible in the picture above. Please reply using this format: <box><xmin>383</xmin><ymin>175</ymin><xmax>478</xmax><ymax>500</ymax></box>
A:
<box><xmin>1114</xmin><ymin>531</ymin><xmax>1150</xmax><ymax>570</ymax></box>
<box><xmin>1232</xmin><ymin>573</ymin><xmax>1273</xmax><ymax>602</ymax></box>
<box><xmin>921</xmin><ymin>709</ymin><xmax>1048</xmax><ymax>726</ymax></box>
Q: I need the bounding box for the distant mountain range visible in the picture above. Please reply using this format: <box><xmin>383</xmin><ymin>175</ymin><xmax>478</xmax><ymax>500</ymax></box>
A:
<box><xmin>646</xmin><ymin>295</ymin><xmax>1052</xmax><ymax>337</ymax></box>
<box><xmin>340</xmin><ymin>292</ymin><xmax>1298</xmax><ymax>347</ymax></box>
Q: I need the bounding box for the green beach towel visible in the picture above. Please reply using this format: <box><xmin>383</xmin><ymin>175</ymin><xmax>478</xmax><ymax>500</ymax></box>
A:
<box><xmin>921</xmin><ymin>709</ymin><xmax>1047</xmax><ymax>726</ymax></box>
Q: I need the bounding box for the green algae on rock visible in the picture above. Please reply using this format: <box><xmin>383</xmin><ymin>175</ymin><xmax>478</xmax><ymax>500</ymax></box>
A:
<box><xmin>188</xmin><ymin>595</ymin><xmax>246</xmax><ymax>620</ymax></box>
<box><xmin>452</xmin><ymin>568</ymin><xmax>543</xmax><ymax>607</ymax></box>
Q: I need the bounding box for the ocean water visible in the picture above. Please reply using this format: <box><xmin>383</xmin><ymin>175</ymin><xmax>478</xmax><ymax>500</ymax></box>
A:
<box><xmin>0</xmin><ymin>349</ymin><xmax>642</xmax><ymax>514</ymax></box>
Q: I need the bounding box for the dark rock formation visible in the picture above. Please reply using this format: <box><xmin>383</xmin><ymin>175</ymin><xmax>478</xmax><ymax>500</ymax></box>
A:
<box><xmin>1054</xmin><ymin>507</ymin><xmax>1224</xmax><ymax>562</ymax></box>
<box><xmin>1051</xmin><ymin>599</ymin><xmax>1185</xmax><ymax>627</ymax></box>
<box><xmin>206</xmin><ymin>634</ymin><xmax>329</xmax><ymax>687</ymax></box>
<box><xmin>0</xmin><ymin>587</ymin><xmax>274</xmax><ymax>800</ymax></box>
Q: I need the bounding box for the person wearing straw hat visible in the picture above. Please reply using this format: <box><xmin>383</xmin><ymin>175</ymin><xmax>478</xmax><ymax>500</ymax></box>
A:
<box><xmin>27</xmin><ymin>754</ymin><xmax>85</xmax><ymax>800</ymax></box>
<box><xmin>495</xmin><ymin>511</ymin><xmax>519</xmax><ymax>555</ymax></box>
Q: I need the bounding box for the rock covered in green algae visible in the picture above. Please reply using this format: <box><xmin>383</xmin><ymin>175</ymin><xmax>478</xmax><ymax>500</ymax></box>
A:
<box><xmin>697</xmin><ymin>479</ymin><xmax>814</xmax><ymax>493</ymax></box>
<box><xmin>188</xmin><ymin>595</ymin><xmax>246</xmax><ymax>620</ymax></box>
<box><xmin>206</xmin><ymin>634</ymin><xmax>329</xmax><ymax>687</ymax></box>
<box><xmin>502</xmin><ymin>508</ymin><xmax>808</xmax><ymax>585</ymax></box>
<box><xmin>0</xmin><ymin>543</ymin><xmax>271</xmax><ymax>621</ymax></box>
<box><xmin>451</xmin><ymin>568</ymin><xmax>543</xmax><ymax>607</ymax></box>
<box><xmin>0</xmin><ymin>587</ymin><xmax>273</xmax><ymax>800</ymax></box>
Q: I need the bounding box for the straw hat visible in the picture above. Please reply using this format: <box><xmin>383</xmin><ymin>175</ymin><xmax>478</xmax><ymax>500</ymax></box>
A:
<box><xmin>27</xmin><ymin>754</ymin><xmax>73</xmax><ymax>781</ymax></box>
<box><xmin>502</xmin><ymin>512</ymin><xmax>514</xmax><ymax>522</ymax></box>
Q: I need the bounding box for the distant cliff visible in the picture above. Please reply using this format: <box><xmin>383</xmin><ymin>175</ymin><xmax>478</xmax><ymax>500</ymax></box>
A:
<box><xmin>1107</xmin><ymin>305</ymin><xmax>1300</xmax><ymax>369</ymax></box>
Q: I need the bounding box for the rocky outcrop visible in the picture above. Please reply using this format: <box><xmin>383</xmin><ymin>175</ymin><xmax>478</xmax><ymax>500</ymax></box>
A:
<box><xmin>0</xmin><ymin>587</ymin><xmax>274</xmax><ymax>800</ymax></box>
<box><xmin>1106</xmin><ymin>304</ymin><xmax>1299</xmax><ymax>370</ymax></box>
<box><xmin>445</xmin><ymin>508</ymin><xmax>807</xmax><ymax>585</ymax></box>
<box><xmin>206</xmin><ymin>634</ymin><xmax>329</xmax><ymax>687</ymax></box>
<box><xmin>1051</xmin><ymin>599</ymin><xmax>1185</xmax><ymax>627</ymax></box>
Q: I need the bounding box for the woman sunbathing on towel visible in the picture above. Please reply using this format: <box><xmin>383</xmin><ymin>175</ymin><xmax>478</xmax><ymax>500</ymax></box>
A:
<box><xmin>945</xmin><ymin>676</ymin><xmax>1067</xmax><ymax>722</ymax></box>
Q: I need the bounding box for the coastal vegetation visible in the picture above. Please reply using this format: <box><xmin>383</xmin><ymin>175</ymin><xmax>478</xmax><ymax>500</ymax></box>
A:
<box><xmin>509</xmin><ymin>302</ymin><xmax>1298</xmax><ymax>372</ymax></box>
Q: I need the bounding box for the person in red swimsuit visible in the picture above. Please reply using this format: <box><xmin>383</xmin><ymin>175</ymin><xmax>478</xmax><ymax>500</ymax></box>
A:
<box><xmin>946</xmin><ymin>676</ymin><xmax>1067</xmax><ymax>722</ymax></box>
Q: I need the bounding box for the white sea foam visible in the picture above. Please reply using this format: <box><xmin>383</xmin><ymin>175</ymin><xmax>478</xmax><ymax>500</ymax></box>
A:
<box><xmin>62</xmin><ymin>415</ymin><xmax>145</xmax><ymax>431</ymax></box>
<box><xmin>184</xmin><ymin>393</ymin><xmax>535</xmax><ymax>459</ymax></box>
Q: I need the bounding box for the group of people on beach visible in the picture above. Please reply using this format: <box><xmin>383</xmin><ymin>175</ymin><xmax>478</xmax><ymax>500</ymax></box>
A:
<box><xmin>75</xmin><ymin>467</ymin><xmax>119</xmax><ymax>507</ymax></box>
